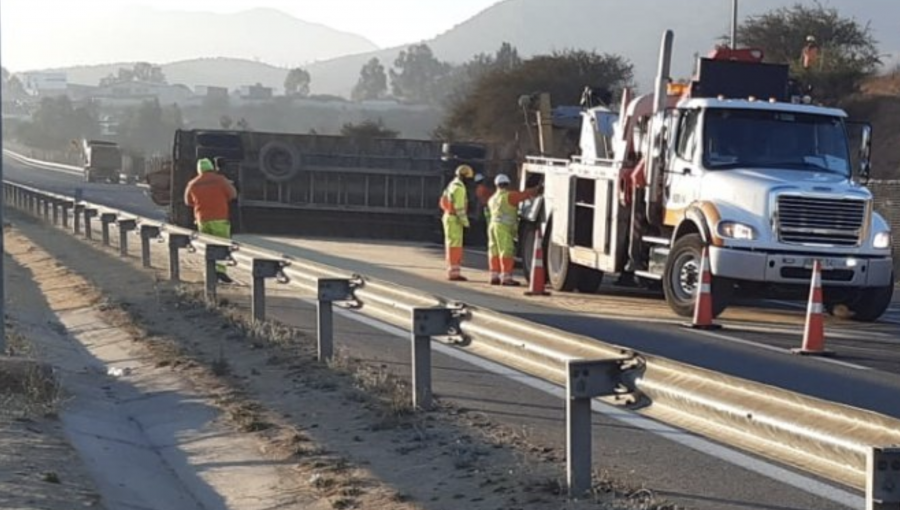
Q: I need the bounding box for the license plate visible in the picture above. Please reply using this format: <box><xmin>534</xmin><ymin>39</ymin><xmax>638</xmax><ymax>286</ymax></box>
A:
<box><xmin>803</xmin><ymin>258</ymin><xmax>836</xmax><ymax>269</ymax></box>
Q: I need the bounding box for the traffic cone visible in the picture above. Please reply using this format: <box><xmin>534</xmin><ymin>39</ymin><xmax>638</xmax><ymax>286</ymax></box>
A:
<box><xmin>686</xmin><ymin>247</ymin><xmax>721</xmax><ymax>330</ymax></box>
<box><xmin>792</xmin><ymin>260</ymin><xmax>834</xmax><ymax>356</ymax></box>
<box><xmin>524</xmin><ymin>228</ymin><xmax>551</xmax><ymax>296</ymax></box>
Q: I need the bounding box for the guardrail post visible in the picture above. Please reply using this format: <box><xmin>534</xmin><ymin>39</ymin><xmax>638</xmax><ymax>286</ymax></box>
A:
<box><xmin>410</xmin><ymin>307</ymin><xmax>462</xmax><ymax>410</ymax></box>
<box><xmin>168</xmin><ymin>234</ymin><xmax>192</xmax><ymax>281</ymax></box>
<box><xmin>83</xmin><ymin>208</ymin><xmax>98</xmax><ymax>240</ymax></box>
<box><xmin>140</xmin><ymin>225</ymin><xmax>161</xmax><ymax>268</ymax></box>
<box><xmin>100</xmin><ymin>213</ymin><xmax>117</xmax><ymax>246</ymax></box>
<box><xmin>250</xmin><ymin>259</ymin><xmax>287</xmax><ymax>323</ymax></box>
<box><xmin>117</xmin><ymin>219</ymin><xmax>137</xmax><ymax>257</ymax></box>
<box><xmin>51</xmin><ymin>199</ymin><xmax>60</xmax><ymax>225</ymax></box>
<box><xmin>41</xmin><ymin>197</ymin><xmax>51</xmax><ymax>220</ymax></box>
<box><xmin>565</xmin><ymin>358</ymin><xmax>632</xmax><ymax>498</ymax></box>
<box><xmin>867</xmin><ymin>446</ymin><xmax>900</xmax><ymax>510</ymax></box>
<box><xmin>203</xmin><ymin>244</ymin><xmax>233</xmax><ymax>303</ymax></box>
<box><xmin>61</xmin><ymin>201</ymin><xmax>73</xmax><ymax>229</ymax></box>
<box><xmin>73</xmin><ymin>204</ymin><xmax>84</xmax><ymax>234</ymax></box>
<box><xmin>316</xmin><ymin>278</ymin><xmax>358</xmax><ymax>362</ymax></box>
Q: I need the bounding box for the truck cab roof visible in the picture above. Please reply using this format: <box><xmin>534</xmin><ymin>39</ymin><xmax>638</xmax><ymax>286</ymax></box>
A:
<box><xmin>677</xmin><ymin>97</ymin><xmax>847</xmax><ymax>118</ymax></box>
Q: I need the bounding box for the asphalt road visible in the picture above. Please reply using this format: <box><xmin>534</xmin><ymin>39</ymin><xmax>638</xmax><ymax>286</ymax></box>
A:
<box><xmin>2</xmin><ymin>153</ymin><xmax>165</xmax><ymax>220</ymax></box>
<box><xmin>6</xmin><ymin>153</ymin><xmax>900</xmax><ymax>422</ymax></box>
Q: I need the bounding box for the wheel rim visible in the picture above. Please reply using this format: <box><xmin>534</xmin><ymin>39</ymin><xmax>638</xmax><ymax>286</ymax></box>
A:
<box><xmin>671</xmin><ymin>251</ymin><xmax>700</xmax><ymax>303</ymax></box>
<box><xmin>547</xmin><ymin>242</ymin><xmax>563</xmax><ymax>282</ymax></box>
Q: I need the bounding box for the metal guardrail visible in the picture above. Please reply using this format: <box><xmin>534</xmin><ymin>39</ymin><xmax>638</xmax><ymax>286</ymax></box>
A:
<box><xmin>4</xmin><ymin>179</ymin><xmax>900</xmax><ymax>505</ymax></box>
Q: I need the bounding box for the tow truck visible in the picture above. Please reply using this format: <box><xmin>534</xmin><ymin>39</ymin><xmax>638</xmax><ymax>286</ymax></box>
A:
<box><xmin>519</xmin><ymin>30</ymin><xmax>894</xmax><ymax>321</ymax></box>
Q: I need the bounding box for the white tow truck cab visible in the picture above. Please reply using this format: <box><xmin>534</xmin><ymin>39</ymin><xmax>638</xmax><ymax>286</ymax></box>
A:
<box><xmin>520</xmin><ymin>30</ymin><xmax>894</xmax><ymax>321</ymax></box>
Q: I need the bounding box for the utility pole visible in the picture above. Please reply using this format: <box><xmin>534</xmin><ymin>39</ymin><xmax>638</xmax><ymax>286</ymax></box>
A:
<box><xmin>731</xmin><ymin>0</ymin><xmax>739</xmax><ymax>49</ymax></box>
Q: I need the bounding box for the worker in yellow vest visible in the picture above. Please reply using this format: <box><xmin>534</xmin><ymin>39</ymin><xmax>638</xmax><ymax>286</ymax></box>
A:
<box><xmin>439</xmin><ymin>165</ymin><xmax>474</xmax><ymax>281</ymax></box>
<box><xmin>488</xmin><ymin>174</ymin><xmax>542</xmax><ymax>286</ymax></box>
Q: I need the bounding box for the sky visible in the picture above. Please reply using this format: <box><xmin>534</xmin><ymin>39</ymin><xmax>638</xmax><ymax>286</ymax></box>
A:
<box><xmin>1</xmin><ymin>0</ymin><xmax>498</xmax><ymax>70</ymax></box>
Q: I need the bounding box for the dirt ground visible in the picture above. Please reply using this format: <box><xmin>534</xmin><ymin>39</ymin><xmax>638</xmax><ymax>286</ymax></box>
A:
<box><xmin>1</xmin><ymin>263</ymin><xmax>104</xmax><ymax>508</ymax></box>
<box><xmin>1</xmin><ymin>212</ymin><xmax>677</xmax><ymax>510</ymax></box>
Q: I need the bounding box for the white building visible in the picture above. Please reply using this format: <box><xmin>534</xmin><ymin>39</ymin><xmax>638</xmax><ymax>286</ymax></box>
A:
<box><xmin>20</xmin><ymin>72</ymin><xmax>68</xmax><ymax>97</ymax></box>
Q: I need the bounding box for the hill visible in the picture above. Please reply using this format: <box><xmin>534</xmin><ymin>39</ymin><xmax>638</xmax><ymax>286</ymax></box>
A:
<box><xmin>21</xmin><ymin>6</ymin><xmax>376</xmax><ymax>87</ymax></box>
<box><xmin>305</xmin><ymin>0</ymin><xmax>900</xmax><ymax>96</ymax></box>
<box><xmin>54</xmin><ymin>58</ymin><xmax>291</xmax><ymax>92</ymax></box>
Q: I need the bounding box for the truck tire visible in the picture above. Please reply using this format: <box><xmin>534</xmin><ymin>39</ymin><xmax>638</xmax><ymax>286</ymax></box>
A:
<box><xmin>520</xmin><ymin>225</ymin><xmax>544</xmax><ymax>285</ymax></box>
<box><xmin>575</xmin><ymin>268</ymin><xmax>603</xmax><ymax>293</ymax></box>
<box><xmin>663</xmin><ymin>234</ymin><xmax>731</xmax><ymax>318</ymax></box>
<box><xmin>259</xmin><ymin>141</ymin><xmax>302</xmax><ymax>183</ymax></box>
<box><xmin>827</xmin><ymin>278</ymin><xmax>894</xmax><ymax>322</ymax></box>
<box><xmin>547</xmin><ymin>239</ymin><xmax>577</xmax><ymax>292</ymax></box>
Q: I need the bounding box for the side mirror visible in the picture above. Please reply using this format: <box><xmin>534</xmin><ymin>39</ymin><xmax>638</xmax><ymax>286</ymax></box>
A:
<box><xmin>859</xmin><ymin>124</ymin><xmax>872</xmax><ymax>183</ymax></box>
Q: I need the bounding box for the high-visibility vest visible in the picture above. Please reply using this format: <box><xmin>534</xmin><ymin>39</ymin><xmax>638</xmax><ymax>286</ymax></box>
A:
<box><xmin>489</xmin><ymin>189</ymin><xmax>518</xmax><ymax>228</ymax></box>
<box><xmin>439</xmin><ymin>178</ymin><xmax>467</xmax><ymax>216</ymax></box>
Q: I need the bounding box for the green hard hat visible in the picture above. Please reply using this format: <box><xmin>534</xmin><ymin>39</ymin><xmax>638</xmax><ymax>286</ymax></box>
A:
<box><xmin>197</xmin><ymin>158</ymin><xmax>215</xmax><ymax>173</ymax></box>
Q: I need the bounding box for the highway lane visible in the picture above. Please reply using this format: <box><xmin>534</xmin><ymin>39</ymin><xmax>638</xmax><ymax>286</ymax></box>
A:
<box><xmin>7</xmin><ymin>154</ymin><xmax>900</xmax><ymax>420</ymax></box>
<box><xmin>2</xmin><ymin>153</ymin><xmax>165</xmax><ymax>220</ymax></box>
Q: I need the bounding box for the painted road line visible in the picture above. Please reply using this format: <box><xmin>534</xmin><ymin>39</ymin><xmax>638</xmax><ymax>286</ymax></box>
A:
<box><xmin>692</xmin><ymin>329</ymin><xmax>871</xmax><ymax>371</ymax></box>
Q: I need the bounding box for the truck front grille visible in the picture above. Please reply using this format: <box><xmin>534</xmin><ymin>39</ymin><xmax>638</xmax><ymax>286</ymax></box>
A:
<box><xmin>776</xmin><ymin>195</ymin><xmax>866</xmax><ymax>246</ymax></box>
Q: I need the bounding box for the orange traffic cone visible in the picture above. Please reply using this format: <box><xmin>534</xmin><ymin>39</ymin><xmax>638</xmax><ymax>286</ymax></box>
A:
<box><xmin>792</xmin><ymin>260</ymin><xmax>834</xmax><ymax>356</ymax></box>
<box><xmin>525</xmin><ymin>228</ymin><xmax>551</xmax><ymax>296</ymax></box>
<box><xmin>686</xmin><ymin>247</ymin><xmax>721</xmax><ymax>330</ymax></box>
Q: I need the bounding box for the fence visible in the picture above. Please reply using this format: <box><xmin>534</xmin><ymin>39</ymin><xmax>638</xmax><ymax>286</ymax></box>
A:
<box><xmin>4</xmin><ymin>180</ymin><xmax>900</xmax><ymax>506</ymax></box>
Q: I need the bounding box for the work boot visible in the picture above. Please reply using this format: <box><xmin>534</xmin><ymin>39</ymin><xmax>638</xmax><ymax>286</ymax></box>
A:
<box><xmin>490</xmin><ymin>278</ymin><xmax>501</xmax><ymax>286</ymax></box>
<box><xmin>217</xmin><ymin>272</ymin><xmax>234</xmax><ymax>284</ymax></box>
<box><xmin>501</xmin><ymin>279</ymin><xmax>521</xmax><ymax>287</ymax></box>
<box><xmin>448</xmin><ymin>275</ymin><xmax>468</xmax><ymax>282</ymax></box>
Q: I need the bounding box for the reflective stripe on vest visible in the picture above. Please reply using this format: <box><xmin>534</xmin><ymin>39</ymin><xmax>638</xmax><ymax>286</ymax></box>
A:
<box><xmin>488</xmin><ymin>190</ymin><xmax>517</xmax><ymax>227</ymax></box>
<box><xmin>441</xmin><ymin>179</ymin><xmax>467</xmax><ymax>216</ymax></box>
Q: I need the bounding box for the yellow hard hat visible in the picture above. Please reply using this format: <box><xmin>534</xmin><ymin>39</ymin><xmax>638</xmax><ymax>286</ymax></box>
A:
<box><xmin>455</xmin><ymin>164</ymin><xmax>474</xmax><ymax>179</ymax></box>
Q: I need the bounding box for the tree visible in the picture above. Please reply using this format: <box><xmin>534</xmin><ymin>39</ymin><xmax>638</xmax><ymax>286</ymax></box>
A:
<box><xmin>438</xmin><ymin>50</ymin><xmax>633</xmax><ymax>143</ymax></box>
<box><xmin>16</xmin><ymin>96</ymin><xmax>101</xmax><ymax>150</ymax></box>
<box><xmin>132</xmin><ymin>62</ymin><xmax>167</xmax><ymax>83</ymax></box>
<box><xmin>736</xmin><ymin>2</ymin><xmax>880</xmax><ymax>102</ymax></box>
<box><xmin>351</xmin><ymin>58</ymin><xmax>388</xmax><ymax>101</ymax></box>
<box><xmin>440</xmin><ymin>42</ymin><xmax>524</xmax><ymax>108</ymax></box>
<box><xmin>284</xmin><ymin>67</ymin><xmax>311</xmax><ymax>97</ymax></box>
<box><xmin>339</xmin><ymin>119</ymin><xmax>399</xmax><ymax>139</ymax></box>
<box><xmin>99</xmin><ymin>63</ymin><xmax>167</xmax><ymax>87</ymax></box>
<box><xmin>389</xmin><ymin>44</ymin><xmax>452</xmax><ymax>105</ymax></box>
<box><xmin>117</xmin><ymin>99</ymin><xmax>182</xmax><ymax>153</ymax></box>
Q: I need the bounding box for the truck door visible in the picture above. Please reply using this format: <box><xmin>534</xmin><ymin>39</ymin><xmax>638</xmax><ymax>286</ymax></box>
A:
<box><xmin>665</xmin><ymin>108</ymin><xmax>701</xmax><ymax>227</ymax></box>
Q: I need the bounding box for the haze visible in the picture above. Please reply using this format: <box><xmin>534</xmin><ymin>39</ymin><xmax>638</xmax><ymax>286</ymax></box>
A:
<box><xmin>0</xmin><ymin>0</ymin><xmax>496</xmax><ymax>71</ymax></box>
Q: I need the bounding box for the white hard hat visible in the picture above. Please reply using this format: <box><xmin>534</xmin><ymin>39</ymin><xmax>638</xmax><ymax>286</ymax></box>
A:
<box><xmin>474</xmin><ymin>173</ymin><xmax>485</xmax><ymax>183</ymax></box>
<box><xmin>494</xmin><ymin>174</ymin><xmax>511</xmax><ymax>186</ymax></box>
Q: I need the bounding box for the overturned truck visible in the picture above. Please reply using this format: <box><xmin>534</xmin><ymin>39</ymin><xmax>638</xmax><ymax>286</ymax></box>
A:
<box><xmin>147</xmin><ymin>129</ymin><xmax>511</xmax><ymax>242</ymax></box>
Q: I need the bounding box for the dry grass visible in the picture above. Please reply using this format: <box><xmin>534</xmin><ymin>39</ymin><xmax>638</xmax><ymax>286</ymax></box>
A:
<box><xmin>0</xmin><ymin>328</ymin><xmax>62</xmax><ymax>419</ymax></box>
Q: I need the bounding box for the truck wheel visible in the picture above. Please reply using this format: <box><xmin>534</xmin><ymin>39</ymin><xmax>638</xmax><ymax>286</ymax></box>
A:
<box><xmin>663</xmin><ymin>234</ymin><xmax>731</xmax><ymax>318</ymax></box>
<box><xmin>520</xmin><ymin>225</ymin><xmax>544</xmax><ymax>284</ymax></box>
<box><xmin>828</xmin><ymin>278</ymin><xmax>894</xmax><ymax>322</ymax></box>
<box><xmin>547</xmin><ymin>240</ymin><xmax>577</xmax><ymax>292</ymax></box>
<box><xmin>575</xmin><ymin>268</ymin><xmax>603</xmax><ymax>293</ymax></box>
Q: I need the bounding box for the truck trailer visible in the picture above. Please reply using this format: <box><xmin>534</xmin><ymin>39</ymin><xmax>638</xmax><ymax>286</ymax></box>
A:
<box><xmin>518</xmin><ymin>31</ymin><xmax>893</xmax><ymax>322</ymax></box>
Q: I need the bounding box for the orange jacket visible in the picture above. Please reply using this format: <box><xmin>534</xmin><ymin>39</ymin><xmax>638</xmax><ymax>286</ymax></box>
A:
<box><xmin>184</xmin><ymin>172</ymin><xmax>237</xmax><ymax>223</ymax></box>
<box><xmin>475</xmin><ymin>183</ymin><xmax>493</xmax><ymax>206</ymax></box>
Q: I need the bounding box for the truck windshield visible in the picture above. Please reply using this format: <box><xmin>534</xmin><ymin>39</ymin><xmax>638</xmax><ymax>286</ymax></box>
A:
<box><xmin>702</xmin><ymin>108</ymin><xmax>850</xmax><ymax>175</ymax></box>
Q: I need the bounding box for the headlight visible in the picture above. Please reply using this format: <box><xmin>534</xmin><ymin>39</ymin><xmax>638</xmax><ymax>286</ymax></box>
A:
<box><xmin>874</xmin><ymin>231</ymin><xmax>892</xmax><ymax>249</ymax></box>
<box><xmin>717</xmin><ymin>221</ymin><xmax>757</xmax><ymax>240</ymax></box>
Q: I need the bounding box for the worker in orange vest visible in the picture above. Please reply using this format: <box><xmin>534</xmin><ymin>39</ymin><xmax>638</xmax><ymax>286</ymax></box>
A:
<box><xmin>185</xmin><ymin>157</ymin><xmax>238</xmax><ymax>283</ymax></box>
<box><xmin>488</xmin><ymin>174</ymin><xmax>542</xmax><ymax>286</ymax></box>
<box><xmin>439</xmin><ymin>165</ymin><xmax>475</xmax><ymax>281</ymax></box>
